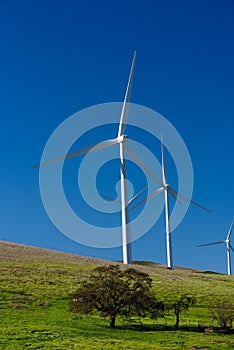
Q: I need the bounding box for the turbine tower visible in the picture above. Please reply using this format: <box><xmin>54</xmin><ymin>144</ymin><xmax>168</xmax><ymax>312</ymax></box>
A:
<box><xmin>161</xmin><ymin>137</ymin><xmax>172</xmax><ymax>269</ymax></box>
<box><xmin>198</xmin><ymin>220</ymin><xmax>234</xmax><ymax>275</ymax></box>
<box><xmin>128</xmin><ymin>136</ymin><xmax>210</xmax><ymax>269</ymax></box>
<box><xmin>34</xmin><ymin>52</ymin><xmax>136</xmax><ymax>265</ymax></box>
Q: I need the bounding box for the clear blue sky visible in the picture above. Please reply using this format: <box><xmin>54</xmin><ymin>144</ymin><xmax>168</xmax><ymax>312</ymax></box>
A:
<box><xmin>0</xmin><ymin>0</ymin><xmax>233</xmax><ymax>274</ymax></box>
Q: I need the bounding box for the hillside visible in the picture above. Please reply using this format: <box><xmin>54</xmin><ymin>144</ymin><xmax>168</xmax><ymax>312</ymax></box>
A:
<box><xmin>0</xmin><ymin>240</ymin><xmax>234</xmax><ymax>349</ymax></box>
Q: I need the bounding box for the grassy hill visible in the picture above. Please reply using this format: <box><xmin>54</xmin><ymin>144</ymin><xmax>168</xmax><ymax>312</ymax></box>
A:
<box><xmin>0</xmin><ymin>240</ymin><xmax>234</xmax><ymax>349</ymax></box>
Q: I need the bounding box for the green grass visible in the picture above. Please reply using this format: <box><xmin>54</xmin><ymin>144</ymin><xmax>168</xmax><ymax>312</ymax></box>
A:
<box><xmin>0</xmin><ymin>240</ymin><xmax>234</xmax><ymax>349</ymax></box>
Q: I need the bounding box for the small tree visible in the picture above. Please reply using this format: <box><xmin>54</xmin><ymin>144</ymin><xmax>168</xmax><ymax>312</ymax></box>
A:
<box><xmin>210</xmin><ymin>302</ymin><xmax>234</xmax><ymax>328</ymax></box>
<box><xmin>70</xmin><ymin>265</ymin><xmax>162</xmax><ymax>328</ymax></box>
<box><xmin>170</xmin><ymin>295</ymin><xmax>196</xmax><ymax>330</ymax></box>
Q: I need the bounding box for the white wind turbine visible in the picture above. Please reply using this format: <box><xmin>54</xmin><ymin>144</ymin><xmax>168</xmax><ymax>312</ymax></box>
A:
<box><xmin>128</xmin><ymin>136</ymin><xmax>210</xmax><ymax>269</ymax></box>
<box><xmin>34</xmin><ymin>52</ymin><xmax>137</xmax><ymax>264</ymax></box>
<box><xmin>198</xmin><ymin>220</ymin><xmax>234</xmax><ymax>275</ymax></box>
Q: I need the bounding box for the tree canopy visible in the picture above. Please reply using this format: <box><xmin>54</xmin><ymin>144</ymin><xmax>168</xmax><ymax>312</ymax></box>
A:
<box><xmin>70</xmin><ymin>265</ymin><xmax>163</xmax><ymax>328</ymax></box>
<box><xmin>210</xmin><ymin>302</ymin><xmax>234</xmax><ymax>328</ymax></box>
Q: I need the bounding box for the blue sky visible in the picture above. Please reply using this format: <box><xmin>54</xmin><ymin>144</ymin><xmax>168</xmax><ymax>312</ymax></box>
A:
<box><xmin>0</xmin><ymin>0</ymin><xmax>233</xmax><ymax>274</ymax></box>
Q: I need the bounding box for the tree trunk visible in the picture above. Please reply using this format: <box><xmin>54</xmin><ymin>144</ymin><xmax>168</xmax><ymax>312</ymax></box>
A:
<box><xmin>175</xmin><ymin>312</ymin><xmax>179</xmax><ymax>330</ymax></box>
<box><xmin>109</xmin><ymin>315</ymin><xmax>116</xmax><ymax>328</ymax></box>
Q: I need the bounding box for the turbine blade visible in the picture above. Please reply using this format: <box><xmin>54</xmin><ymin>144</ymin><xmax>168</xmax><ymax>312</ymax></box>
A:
<box><xmin>169</xmin><ymin>188</ymin><xmax>211</xmax><ymax>213</ymax></box>
<box><xmin>227</xmin><ymin>220</ymin><xmax>234</xmax><ymax>240</ymax></box>
<box><xmin>125</xmin><ymin>145</ymin><xmax>164</xmax><ymax>187</ymax></box>
<box><xmin>167</xmin><ymin>188</ymin><xmax>183</xmax><ymax>205</ymax></box>
<box><xmin>161</xmin><ymin>134</ymin><xmax>167</xmax><ymax>186</ymax></box>
<box><xmin>198</xmin><ymin>241</ymin><xmax>226</xmax><ymax>247</ymax></box>
<box><xmin>161</xmin><ymin>138</ymin><xmax>181</xmax><ymax>206</ymax></box>
<box><xmin>129</xmin><ymin>187</ymin><xmax>164</xmax><ymax>212</ymax></box>
<box><xmin>128</xmin><ymin>186</ymin><xmax>148</xmax><ymax>206</ymax></box>
<box><xmin>230</xmin><ymin>244</ymin><xmax>234</xmax><ymax>253</ymax></box>
<box><xmin>33</xmin><ymin>138</ymin><xmax>118</xmax><ymax>168</ymax></box>
<box><xmin>100</xmin><ymin>194</ymin><xmax>120</xmax><ymax>203</ymax></box>
<box><xmin>118</xmin><ymin>51</ymin><xmax>136</xmax><ymax>137</ymax></box>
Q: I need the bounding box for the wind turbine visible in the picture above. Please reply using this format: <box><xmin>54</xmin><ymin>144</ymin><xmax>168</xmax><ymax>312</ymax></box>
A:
<box><xmin>198</xmin><ymin>220</ymin><xmax>234</xmax><ymax>275</ymax></box>
<box><xmin>33</xmin><ymin>52</ymin><xmax>136</xmax><ymax>264</ymax></box>
<box><xmin>127</xmin><ymin>136</ymin><xmax>210</xmax><ymax>269</ymax></box>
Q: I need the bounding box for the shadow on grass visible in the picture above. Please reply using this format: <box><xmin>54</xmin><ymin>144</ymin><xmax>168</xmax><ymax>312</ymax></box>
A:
<box><xmin>116</xmin><ymin>324</ymin><xmax>195</xmax><ymax>332</ymax></box>
<box><xmin>200</xmin><ymin>271</ymin><xmax>222</xmax><ymax>275</ymax></box>
<box><xmin>115</xmin><ymin>323</ymin><xmax>234</xmax><ymax>334</ymax></box>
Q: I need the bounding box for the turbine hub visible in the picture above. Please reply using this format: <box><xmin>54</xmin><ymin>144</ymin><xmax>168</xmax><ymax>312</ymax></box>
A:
<box><xmin>117</xmin><ymin>135</ymin><xmax>129</xmax><ymax>144</ymax></box>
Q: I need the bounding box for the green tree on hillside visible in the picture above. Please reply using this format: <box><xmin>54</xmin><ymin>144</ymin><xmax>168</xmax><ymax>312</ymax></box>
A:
<box><xmin>70</xmin><ymin>265</ymin><xmax>163</xmax><ymax>328</ymax></box>
<box><xmin>170</xmin><ymin>295</ymin><xmax>196</xmax><ymax>330</ymax></box>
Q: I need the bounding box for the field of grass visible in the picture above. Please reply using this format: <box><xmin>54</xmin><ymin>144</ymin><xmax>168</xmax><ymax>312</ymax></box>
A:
<box><xmin>0</xmin><ymin>240</ymin><xmax>234</xmax><ymax>349</ymax></box>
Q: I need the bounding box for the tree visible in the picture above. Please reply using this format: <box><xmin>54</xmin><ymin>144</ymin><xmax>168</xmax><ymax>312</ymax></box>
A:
<box><xmin>210</xmin><ymin>302</ymin><xmax>234</xmax><ymax>328</ymax></box>
<box><xmin>70</xmin><ymin>265</ymin><xmax>163</xmax><ymax>328</ymax></box>
<box><xmin>170</xmin><ymin>295</ymin><xmax>196</xmax><ymax>330</ymax></box>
